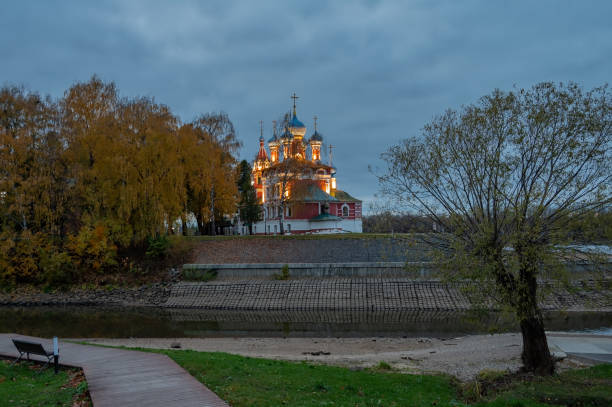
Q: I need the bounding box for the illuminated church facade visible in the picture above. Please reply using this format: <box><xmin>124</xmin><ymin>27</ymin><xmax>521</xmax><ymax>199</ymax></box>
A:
<box><xmin>248</xmin><ymin>95</ymin><xmax>362</xmax><ymax>234</ymax></box>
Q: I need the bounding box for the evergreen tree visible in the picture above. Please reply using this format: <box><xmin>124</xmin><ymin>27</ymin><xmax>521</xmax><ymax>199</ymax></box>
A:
<box><xmin>237</xmin><ymin>160</ymin><xmax>260</xmax><ymax>234</ymax></box>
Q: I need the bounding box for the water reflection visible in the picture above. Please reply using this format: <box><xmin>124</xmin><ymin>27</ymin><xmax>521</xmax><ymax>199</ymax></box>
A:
<box><xmin>1</xmin><ymin>306</ymin><xmax>610</xmax><ymax>338</ymax></box>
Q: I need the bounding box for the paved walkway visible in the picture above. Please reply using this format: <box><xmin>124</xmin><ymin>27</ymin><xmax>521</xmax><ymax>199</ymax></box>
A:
<box><xmin>0</xmin><ymin>333</ymin><xmax>228</xmax><ymax>407</ymax></box>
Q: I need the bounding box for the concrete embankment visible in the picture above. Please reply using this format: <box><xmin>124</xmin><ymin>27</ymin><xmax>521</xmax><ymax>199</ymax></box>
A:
<box><xmin>165</xmin><ymin>279</ymin><xmax>611</xmax><ymax>311</ymax></box>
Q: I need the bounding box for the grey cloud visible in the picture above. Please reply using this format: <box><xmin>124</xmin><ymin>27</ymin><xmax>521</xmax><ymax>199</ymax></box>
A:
<box><xmin>2</xmin><ymin>0</ymin><xmax>612</xmax><ymax>211</ymax></box>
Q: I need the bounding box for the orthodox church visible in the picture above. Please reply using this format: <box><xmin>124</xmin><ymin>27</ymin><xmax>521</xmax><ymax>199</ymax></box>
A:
<box><xmin>248</xmin><ymin>95</ymin><xmax>362</xmax><ymax>235</ymax></box>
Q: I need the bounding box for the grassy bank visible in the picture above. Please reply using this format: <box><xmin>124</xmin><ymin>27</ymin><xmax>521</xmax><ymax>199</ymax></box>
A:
<box><xmin>0</xmin><ymin>359</ymin><xmax>90</xmax><ymax>407</ymax></box>
<box><xmin>130</xmin><ymin>348</ymin><xmax>611</xmax><ymax>406</ymax></box>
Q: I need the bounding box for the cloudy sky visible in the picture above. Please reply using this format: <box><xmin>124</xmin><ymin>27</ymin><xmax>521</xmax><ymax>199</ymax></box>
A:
<box><xmin>2</xmin><ymin>0</ymin><xmax>611</xmax><ymax>211</ymax></box>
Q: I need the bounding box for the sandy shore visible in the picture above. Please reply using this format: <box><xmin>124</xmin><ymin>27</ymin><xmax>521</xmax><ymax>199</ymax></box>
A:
<box><xmin>81</xmin><ymin>334</ymin><xmax>592</xmax><ymax>381</ymax></box>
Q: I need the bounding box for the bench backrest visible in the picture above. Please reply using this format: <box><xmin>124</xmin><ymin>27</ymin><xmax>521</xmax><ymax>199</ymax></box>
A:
<box><xmin>12</xmin><ymin>339</ymin><xmax>47</xmax><ymax>355</ymax></box>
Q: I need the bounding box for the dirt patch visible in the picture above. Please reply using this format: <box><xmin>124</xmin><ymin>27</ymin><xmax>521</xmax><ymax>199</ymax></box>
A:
<box><xmin>80</xmin><ymin>333</ymin><xmax>591</xmax><ymax>381</ymax></box>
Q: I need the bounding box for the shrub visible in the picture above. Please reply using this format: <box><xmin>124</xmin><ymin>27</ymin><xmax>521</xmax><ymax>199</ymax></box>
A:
<box><xmin>146</xmin><ymin>235</ymin><xmax>170</xmax><ymax>258</ymax></box>
<box><xmin>274</xmin><ymin>264</ymin><xmax>290</xmax><ymax>280</ymax></box>
<box><xmin>66</xmin><ymin>224</ymin><xmax>118</xmax><ymax>273</ymax></box>
<box><xmin>183</xmin><ymin>268</ymin><xmax>217</xmax><ymax>282</ymax></box>
<box><xmin>39</xmin><ymin>249</ymin><xmax>75</xmax><ymax>288</ymax></box>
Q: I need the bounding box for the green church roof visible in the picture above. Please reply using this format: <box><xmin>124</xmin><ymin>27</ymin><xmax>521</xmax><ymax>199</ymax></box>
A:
<box><xmin>310</xmin><ymin>213</ymin><xmax>342</xmax><ymax>222</ymax></box>
<box><xmin>302</xmin><ymin>185</ymin><xmax>338</xmax><ymax>202</ymax></box>
<box><xmin>333</xmin><ymin>190</ymin><xmax>361</xmax><ymax>202</ymax></box>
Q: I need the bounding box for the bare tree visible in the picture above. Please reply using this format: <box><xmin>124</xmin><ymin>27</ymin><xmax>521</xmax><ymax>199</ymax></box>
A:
<box><xmin>266</xmin><ymin>158</ymin><xmax>313</xmax><ymax>235</ymax></box>
<box><xmin>377</xmin><ymin>82</ymin><xmax>611</xmax><ymax>375</ymax></box>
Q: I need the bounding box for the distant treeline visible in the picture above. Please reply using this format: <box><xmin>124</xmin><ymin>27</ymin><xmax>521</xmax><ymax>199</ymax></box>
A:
<box><xmin>0</xmin><ymin>76</ymin><xmax>240</xmax><ymax>286</ymax></box>
<box><xmin>363</xmin><ymin>213</ymin><xmax>436</xmax><ymax>233</ymax></box>
<box><xmin>363</xmin><ymin>210</ymin><xmax>612</xmax><ymax>242</ymax></box>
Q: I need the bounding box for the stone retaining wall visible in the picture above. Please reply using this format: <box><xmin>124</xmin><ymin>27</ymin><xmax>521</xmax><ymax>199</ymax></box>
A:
<box><xmin>191</xmin><ymin>237</ymin><xmax>426</xmax><ymax>264</ymax></box>
<box><xmin>183</xmin><ymin>261</ymin><xmax>610</xmax><ymax>280</ymax></box>
<box><xmin>183</xmin><ymin>262</ymin><xmax>433</xmax><ymax>279</ymax></box>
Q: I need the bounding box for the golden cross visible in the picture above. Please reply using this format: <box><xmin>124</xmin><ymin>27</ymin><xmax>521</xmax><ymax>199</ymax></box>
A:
<box><xmin>313</xmin><ymin>115</ymin><xmax>318</xmax><ymax>132</ymax></box>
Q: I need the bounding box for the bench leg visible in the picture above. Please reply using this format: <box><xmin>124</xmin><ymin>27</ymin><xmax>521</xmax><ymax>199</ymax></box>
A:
<box><xmin>9</xmin><ymin>352</ymin><xmax>24</xmax><ymax>367</ymax></box>
<box><xmin>35</xmin><ymin>357</ymin><xmax>53</xmax><ymax>374</ymax></box>
<box><xmin>54</xmin><ymin>355</ymin><xmax>59</xmax><ymax>374</ymax></box>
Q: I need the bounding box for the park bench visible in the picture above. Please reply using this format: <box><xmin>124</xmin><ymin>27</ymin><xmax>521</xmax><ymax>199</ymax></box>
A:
<box><xmin>10</xmin><ymin>338</ymin><xmax>59</xmax><ymax>373</ymax></box>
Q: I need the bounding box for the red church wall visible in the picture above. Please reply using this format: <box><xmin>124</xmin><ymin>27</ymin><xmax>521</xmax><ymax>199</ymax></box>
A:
<box><xmin>328</xmin><ymin>202</ymin><xmax>361</xmax><ymax>220</ymax></box>
<box><xmin>291</xmin><ymin>202</ymin><xmax>320</xmax><ymax>219</ymax></box>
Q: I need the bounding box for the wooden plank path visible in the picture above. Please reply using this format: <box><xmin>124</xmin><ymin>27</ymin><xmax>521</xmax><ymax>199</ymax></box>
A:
<box><xmin>0</xmin><ymin>333</ymin><xmax>228</xmax><ymax>407</ymax></box>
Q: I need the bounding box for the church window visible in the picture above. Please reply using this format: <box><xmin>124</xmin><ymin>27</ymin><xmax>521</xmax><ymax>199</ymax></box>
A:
<box><xmin>288</xmin><ymin>224</ymin><xmax>291</xmax><ymax>232</ymax></box>
<box><xmin>341</xmin><ymin>204</ymin><xmax>349</xmax><ymax>217</ymax></box>
<box><xmin>257</xmin><ymin>176</ymin><xmax>261</xmax><ymax>185</ymax></box>
<box><xmin>274</xmin><ymin>224</ymin><xmax>278</xmax><ymax>234</ymax></box>
<box><xmin>286</xmin><ymin>206</ymin><xmax>292</xmax><ymax>217</ymax></box>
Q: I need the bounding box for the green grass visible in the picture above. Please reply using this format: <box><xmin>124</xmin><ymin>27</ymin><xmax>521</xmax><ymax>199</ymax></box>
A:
<box><xmin>0</xmin><ymin>359</ymin><xmax>89</xmax><ymax>407</ymax></box>
<box><xmin>473</xmin><ymin>364</ymin><xmax>612</xmax><ymax>407</ymax></box>
<box><xmin>156</xmin><ymin>349</ymin><xmax>612</xmax><ymax>407</ymax></box>
<box><xmin>77</xmin><ymin>343</ymin><xmax>612</xmax><ymax>406</ymax></box>
<box><xmin>144</xmin><ymin>349</ymin><xmax>460</xmax><ymax>406</ymax></box>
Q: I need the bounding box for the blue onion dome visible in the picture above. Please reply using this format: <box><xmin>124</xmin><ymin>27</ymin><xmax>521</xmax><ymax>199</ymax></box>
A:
<box><xmin>288</xmin><ymin>113</ymin><xmax>306</xmax><ymax>137</ymax></box>
<box><xmin>289</xmin><ymin>114</ymin><xmax>305</xmax><ymax>130</ymax></box>
<box><xmin>268</xmin><ymin>134</ymin><xmax>279</xmax><ymax>143</ymax></box>
<box><xmin>280</xmin><ymin>127</ymin><xmax>293</xmax><ymax>140</ymax></box>
<box><xmin>310</xmin><ymin>131</ymin><xmax>323</xmax><ymax>142</ymax></box>
<box><xmin>259</xmin><ymin>134</ymin><xmax>264</xmax><ymax>142</ymax></box>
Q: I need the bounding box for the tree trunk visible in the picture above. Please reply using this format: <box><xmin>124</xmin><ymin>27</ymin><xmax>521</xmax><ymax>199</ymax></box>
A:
<box><xmin>195</xmin><ymin>212</ymin><xmax>205</xmax><ymax>235</ymax></box>
<box><xmin>520</xmin><ymin>314</ymin><xmax>554</xmax><ymax>375</ymax></box>
<box><xmin>516</xmin><ymin>249</ymin><xmax>555</xmax><ymax>375</ymax></box>
<box><xmin>210</xmin><ymin>187</ymin><xmax>216</xmax><ymax>236</ymax></box>
<box><xmin>181</xmin><ymin>215</ymin><xmax>187</xmax><ymax>236</ymax></box>
<box><xmin>279</xmin><ymin>203</ymin><xmax>285</xmax><ymax>235</ymax></box>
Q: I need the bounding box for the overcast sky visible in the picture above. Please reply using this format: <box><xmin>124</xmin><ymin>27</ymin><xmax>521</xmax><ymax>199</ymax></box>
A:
<box><xmin>2</xmin><ymin>0</ymin><xmax>611</xmax><ymax>212</ymax></box>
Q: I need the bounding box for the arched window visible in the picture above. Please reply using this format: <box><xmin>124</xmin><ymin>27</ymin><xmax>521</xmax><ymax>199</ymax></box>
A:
<box><xmin>341</xmin><ymin>204</ymin><xmax>349</xmax><ymax>217</ymax></box>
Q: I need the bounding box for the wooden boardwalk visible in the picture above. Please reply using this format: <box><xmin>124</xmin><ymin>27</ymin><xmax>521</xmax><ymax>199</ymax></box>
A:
<box><xmin>0</xmin><ymin>333</ymin><xmax>228</xmax><ymax>407</ymax></box>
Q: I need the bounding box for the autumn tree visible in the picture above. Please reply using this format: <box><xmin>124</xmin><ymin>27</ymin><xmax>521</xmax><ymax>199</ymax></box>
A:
<box><xmin>181</xmin><ymin>115</ymin><xmax>239</xmax><ymax>236</ymax></box>
<box><xmin>377</xmin><ymin>82</ymin><xmax>611</xmax><ymax>375</ymax></box>
<box><xmin>61</xmin><ymin>77</ymin><xmax>184</xmax><ymax>247</ymax></box>
<box><xmin>1</xmin><ymin>75</ymin><xmax>241</xmax><ymax>285</ymax></box>
<box><xmin>193</xmin><ymin>113</ymin><xmax>240</xmax><ymax>235</ymax></box>
<box><xmin>0</xmin><ymin>86</ymin><xmax>69</xmax><ymax>283</ymax></box>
